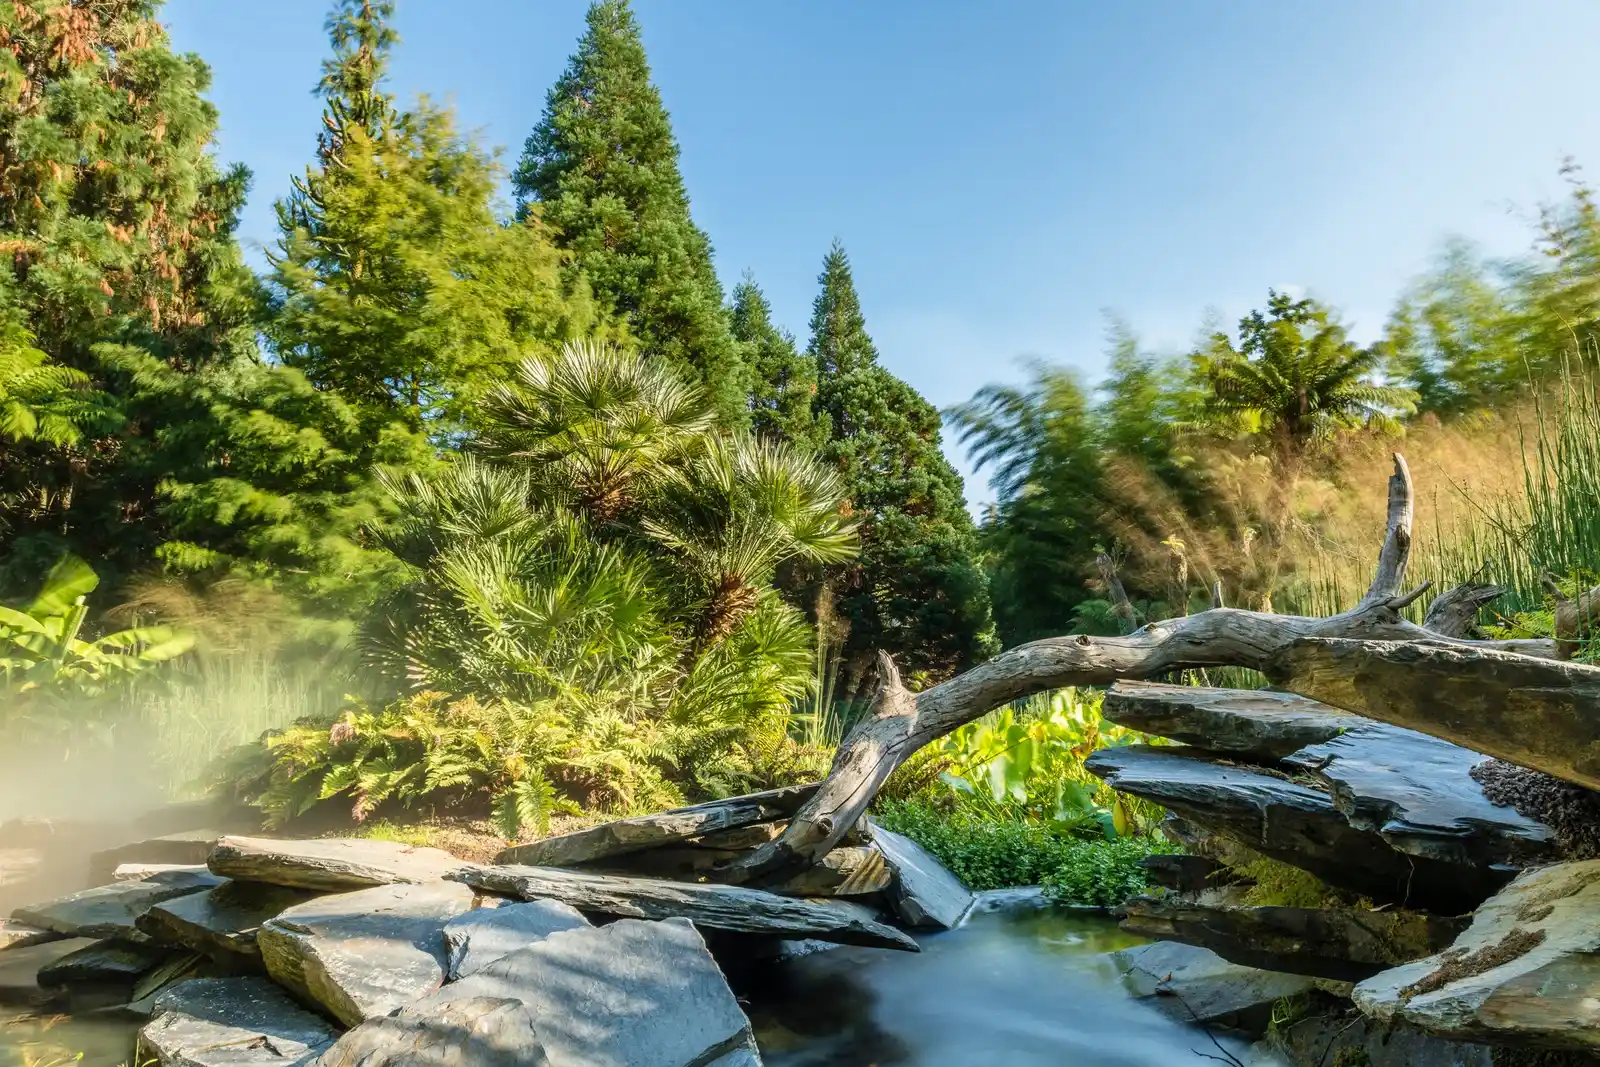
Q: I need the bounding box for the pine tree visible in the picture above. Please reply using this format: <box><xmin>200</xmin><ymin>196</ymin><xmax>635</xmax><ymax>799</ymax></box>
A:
<box><xmin>269</xmin><ymin>1</ymin><xmax>604</xmax><ymax>434</ymax></box>
<box><xmin>515</xmin><ymin>0</ymin><xmax>745</xmax><ymax>423</ymax></box>
<box><xmin>806</xmin><ymin>242</ymin><xmax>996</xmax><ymax>681</ymax></box>
<box><xmin>730</xmin><ymin>272</ymin><xmax>821</xmax><ymax>450</ymax></box>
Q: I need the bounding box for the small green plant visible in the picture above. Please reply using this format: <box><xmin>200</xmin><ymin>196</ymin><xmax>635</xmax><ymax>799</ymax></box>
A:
<box><xmin>1041</xmin><ymin>835</ymin><xmax>1178</xmax><ymax>908</ymax></box>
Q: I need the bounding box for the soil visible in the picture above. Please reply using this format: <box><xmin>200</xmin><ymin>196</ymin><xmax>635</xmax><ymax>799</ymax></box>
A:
<box><xmin>1470</xmin><ymin>760</ymin><xmax>1600</xmax><ymax>859</ymax></box>
<box><xmin>1399</xmin><ymin>927</ymin><xmax>1547</xmax><ymax>1002</ymax></box>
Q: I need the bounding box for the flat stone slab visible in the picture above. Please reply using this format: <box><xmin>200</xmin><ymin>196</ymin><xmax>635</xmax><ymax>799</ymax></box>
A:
<box><xmin>116</xmin><ymin>863</ymin><xmax>212</xmax><ymax>881</ymax></box>
<box><xmin>1112</xmin><ymin>939</ymin><xmax>1316</xmax><ymax>1036</ymax></box>
<box><xmin>870</xmin><ymin>823</ymin><xmax>974</xmax><ymax>930</ymax></box>
<box><xmin>1102</xmin><ymin>681</ymin><xmax>1363</xmax><ymax>759</ymax></box>
<box><xmin>1283</xmin><ymin>722</ymin><xmax>1557</xmax><ymax>868</ymax></box>
<box><xmin>37</xmin><ymin>937</ymin><xmax>171</xmax><ymax>986</ymax></box>
<box><xmin>333</xmin><ymin>917</ymin><xmax>761</xmax><ymax>1067</ymax></box>
<box><xmin>138</xmin><ymin>880</ymin><xmax>323</xmax><ymax>961</ymax></box>
<box><xmin>1262</xmin><ymin>994</ymin><xmax>1496</xmax><ymax>1067</ymax></box>
<box><xmin>1085</xmin><ymin>745</ymin><xmax>1508</xmax><ymax>914</ymax></box>
<box><xmin>137</xmin><ymin>976</ymin><xmax>340</xmax><ymax>1067</ymax></box>
<box><xmin>0</xmin><ymin>917</ymin><xmax>62</xmax><ymax>952</ymax></box>
<box><xmin>90</xmin><ymin>829</ymin><xmax>223</xmax><ymax>884</ymax></box>
<box><xmin>209</xmin><ymin>837</ymin><xmax>464</xmax><ymax>891</ymax></box>
<box><xmin>443</xmin><ymin>899</ymin><xmax>591</xmax><ymax>979</ymax></box>
<box><xmin>314</xmin><ymin>996</ymin><xmax>550</xmax><ymax>1067</ymax></box>
<box><xmin>11</xmin><ymin>869</ymin><xmax>224</xmax><ymax>940</ymax></box>
<box><xmin>0</xmin><ymin>936</ymin><xmax>95</xmax><ymax>1007</ymax></box>
<box><xmin>259</xmin><ymin>881</ymin><xmax>476</xmax><ymax>1026</ymax></box>
<box><xmin>1355</xmin><ymin>858</ymin><xmax>1600</xmax><ymax>1050</ymax></box>
<box><xmin>453</xmin><ymin>864</ymin><xmax>918</xmax><ymax>951</ymax></box>
<box><xmin>494</xmin><ymin>783</ymin><xmax>818</xmax><ymax>868</ymax></box>
<box><xmin>1122</xmin><ymin>895</ymin><xmax>1468</xmax><ymax>982</ymax></box>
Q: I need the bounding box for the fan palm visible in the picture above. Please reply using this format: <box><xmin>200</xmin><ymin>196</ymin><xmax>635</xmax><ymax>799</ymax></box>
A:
<box><xmin>1199</xmin><ymin>290</ymin><xmax>1416</xmax><ymax>451</ymax></box>
<box><xmin>476</xmin><ymin>341</ymin><xmax>715</xmax><ymax>522</ymax></box>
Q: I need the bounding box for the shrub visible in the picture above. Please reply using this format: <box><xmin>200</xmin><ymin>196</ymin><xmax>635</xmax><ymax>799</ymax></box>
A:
<box><xmin>1042</xmin><ymin>835</ymin><xmax>1178</xmax><ymax>908</ymax></box>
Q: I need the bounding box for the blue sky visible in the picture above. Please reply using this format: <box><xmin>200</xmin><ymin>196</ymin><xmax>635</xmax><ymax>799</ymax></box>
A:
<box><xmin>162</xmin><ymin>0</ymin><xmax>1600</xmax><ymax>507</ymax></box>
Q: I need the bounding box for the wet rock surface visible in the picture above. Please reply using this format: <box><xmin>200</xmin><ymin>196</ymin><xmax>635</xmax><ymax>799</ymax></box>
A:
<box><xmin>1111</xmin><ymin>939</ymin><xmax>1317</xmax><ymax>1036</ymax></box>
<box><xmin>11</xmin><ymin>869</ymin><xmax>224</xmax><ymax>941</ymax></box>
<box><xmin>138</xmin><ymin>880</ymin><xmax>323</xmax><ymax>962</ymax></box>
<box><xmin>136</xmin><ymin>976</ymin><xmax>340</xmax><ymax>1067</ymax></box>
<box><xmin>869</xmin><ymin>823</ymin><xmax>975</xmax><ymax>930</ymax></box>
<box><xmin>0</xmin><ymin>936</ymin><xmax>96</xmax><ymax>1007</ymax></box>
<box><xmin>258</xmin><ymin>881</ymin><xmax>476</xmax><ymax>1027</ymax></box>
<box><xmin>36</xmin><ymin>937</ymin><xmax>172</xmax><ymax>986</ymax></box>
<box><xmin>208</xmin><ymin>837</ymin><xmax>465</xmax><ymax>892</ymax></box>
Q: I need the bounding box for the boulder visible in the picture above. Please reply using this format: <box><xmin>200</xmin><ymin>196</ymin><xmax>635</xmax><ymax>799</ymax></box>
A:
<box><xmin>869</xmin><ymin>823</ymin><xmax>974</xmax><ymax>930</ymax></box>
<box><xmin>90</xmin><ymin>829</ymin><xmax>222</xmax><ymax>885</ymax></box>
<box><xmin>1354</xmin><ymin>858</ymin><xmax>1600</xmax><ymax>1050</ymax></box>
<box><xmin>442</xmin><ymin>899</ymin><xmax>590</xmax><ymax>980</ymax></box>
<box><xmin>313</xmin><ymin>997</ymin><xmax>550</xmax><ymax>1067</ymax></box>
<box><xmin>36</xmin><ymin>937</ymin><xmax>171</xmax><ymax>986</ymax></box>
<box><xmin>0</xmin><ymin>917</ymin><xmax>61</xmax><ymax>952</ymax></box>
<box><xmin>138</xmin><ymin>880</ymin><xmax>322</xmax><ymax>962</ymax></box>
<box><xmin>354</xmin><ymin>917</ymin><xmax>762</xmax><ymax>1067</ymax></box>
<box><xmin>1283</xmin><ymin>722</ymin><xmax>1557</xmax><ymax>868</ymax></box>
<box><xmin>0</xmin><ymin>936</ymin><xmax>95</xmax><ymax>1007</ymax></box>
<box><xmin>1102</xmin><ymin>681</ymin><xmax>1362</xmax><ymax>759</ymax></box>
<box><xmin>208</xmin><ymin>837</ymin><xmax>463</xmax><ymax>892</ymax></box>
<box><xmin>136</xmin><ymin>976</ymin><xmax>340</xmax><ymax>1067</ymax></box>
<box><xmin>1258</xmin><ymin>992</ymin><xmax>1496</xmax><ymax>1067</ymax></box>
<box><xmin>1085</xmin><ymin>745</ymin><xmax>1507</xmax><ymax>914</ymax></box>
<box><xmin>11</xmin><ymin>868</ymin><xmax>224</xmax><ymax>940</ymax></box>
<box><xmin>1111</xmin><ymin>939</ymin><xmax>1316</xmax><ymax>1036</ymax></box>
<box><xmin>1121</xmin><ymin>895</ymin><xmax>1468</xmax><ymax>982</ymax></box>
<box><xmin>452</xmin><ymin>864</ymin><xmax>917</xmax><ymax>951</ymax></box>
<box><xmin>493</xmin><ymin>783</ymin><xmax>817</xmax><ymax>868</ymax></box>
<box><xmin>258</xmin><ymin>881</ymin><xmax>476</xmax><ymax>1027</ymax></box>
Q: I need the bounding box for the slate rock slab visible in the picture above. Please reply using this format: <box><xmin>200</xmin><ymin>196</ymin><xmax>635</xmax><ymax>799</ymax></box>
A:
<box><xmin>209</xmin><ymin>837</ymin><xmax>464</xmax><ymax>892</ymax></box>
<box><xmin>391</xmin><ymin>917</ymin><xmax>761</xmax><ymax>1067</ymax></box>
<box><xmin>0</xmin><ymin>917</ymin><xmax>62</xmax><ymax>952</ymax></box>
<box><xmin>90</xmin><ymin>829</ymin><xmax>223</xmax><ymax>885</ymax></box>
<box><xmin>137</xmin><ymin>976</ymin><xmax>340</xmax><ymax>1067</ymax></box>
<box><xmin>1102</xmin><ymin>681</ymin><xmax>1363</xmax><ymax>759</ymax></box>
<box><xmin>116</xmin><ymin>863</ymin><xmax>211</xmax><ymax>882</ymax></box>
<box><xmin>139</xmin><ymin>880</ymin><xmax>323</xmax><ymax>961</ymax></box>
<box><xmin>1284</xmin><ymin>722</ymin><xmax>1557</xmax><ymax>868</ymax></box>
<box><xmin>869</xmin><ymin>823</ymin><xmax>974</xmax><ymax>930</ymax></box>
<box><xmin>1354</xmin><ymin>858</ymin><xmax>1600</xmax><ymax>1050</ymax></box>
<box><xmin>1085</xmin><ymin>745</ymin><xmax>1507</xmax><ymax>914</ymax></box>
<box><xmin>37</xmin><ymin>937</ymin><xmax>171</xmax><ymax>986</ymax></box>
<box><xmin>11</xmin><ymin>868</ymin><xmax>224</xmax><ymax>940</ymax></box>
<box><xmin>0</xmin><ymin>936</ymin><xmax>95</xmax><ymax>1007</ymax></box>
<box><xmin>453</xmin><ymin>864</ymin><xmax>918</xmax><ymax>951</ymax></box>
<box><xmin>1112</xmin><ymin>939</ymin><xmax>1316</xmax><ymax>1037</ymax></box>
<box><xmin>442</xmin><ymin>899</ymin><xmax>590</xmax><ymax>979</ymax></box>
<box><xmin>313</xmin><ymin>996</ymin><xmax>550</xmax><ymax>1067</ymax></box>
<box><xmin>494</xmin><ymin>783</ymin><xmax>817</xmax><ymax>868</ymax></box>
<box><xmin>259</xmin><ymin>881</ymin><xmax>476</xmax><ymax>1026</ymax></box>
<box><xmin>1121</xmin><ymin>894</ymin><xmax>1468</xmax><ymax>982</ymax></box>
<box><xmin>1262</xmin><ymin>997</ymin><xmax>1496</xmax><ymax>1067</ymax></box>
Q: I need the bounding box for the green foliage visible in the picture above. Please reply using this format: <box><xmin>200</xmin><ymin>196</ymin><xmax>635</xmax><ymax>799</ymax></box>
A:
<box><xmin>1233</xmin><ymin>855</ymin><xmax>1353</xmax><ymax>909</ymax></box>
<box><xmin>1041</xmin><ymin>836</ymin><xmax>1177</xmax><ymax>909</ymax></box>
<box><xmin>732</xmin><ymin>273</ymin><xmax>823</xmax><ymax>450</ymax></box>
<box><xmin>516</xmin><ymin>0</ymin><xmax>745</xmax><ymax>423</ymax></box>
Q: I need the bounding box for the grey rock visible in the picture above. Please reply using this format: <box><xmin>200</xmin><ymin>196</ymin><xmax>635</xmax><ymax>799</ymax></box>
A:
<box><xmin>259</xmin><ymin>881</ymin><xmax>476</xmax><ymax>1027</ymax></box>
<box><xmin>209</xmin><ymin>837</ymin><xmax>464</xmax><ymax>892</ymax></box>
<box><xmin>136</xmin><ymin>976</ymin><xmax>340</xmax><ymax>1067</ymax></box>
<box><xmin>1284</xmin><ymin>722</ymin><xmax>1557</xmax><ymax>868</ymax></box>
<box><xmin>410</xmin><ymin>917</ymin><xmax>761</xmax><ymax>1067</ymax></box>
<box><xmin>0</xmin><ymin>936</ymin><xmax>95</xmax><ymax>1007</ymax></box>
<box><xmin>116</xmin><ymin>863</ymin><xmax>212</xmax><ymax>881</ymax></box>
<box><xmin>11</xmin><ymin>869</ymin><xmax>224</xmax><ymax>941</ymax></box>
<box><xmin>1085</xmin><ymin>745</ymin><xmax>1509</xmax><ymax>914</ymax></box>
<box><xmin>90</xmin><ymin>829</ymin><xmax>223</xmax><ymax>885</ymax></box>
<box><xmin>494</xmin><ymin>784</ymin><xmax>816</xmax><ymax>868</ymax></box>
<box><xmin>139</xmin><ymin>880</ymin><xmax>322</xmax><ymax>961</ymax></box>
<box><xmin>314</xmin><ymin>997</ymin><xmax>551</xmax><ymax>1067</ymax></box>
<box><xmin>452</xmin><ymin>864</ymin><xmax>918</xmax><ymax>951</ymax></box>
<box><xmin>1138</xmin><ymin>854</ymin><xmax>1240</xmax><ymax>893</ymax></box>
<box><xmin>1354</xmin><ymin>858</ymin><xmax>1600</xmax><ymax>1050</ymax></box>
<box><xmin>1261</xmin><ymin>998</ymin><xmax>1495</xmax><ymax>1067</ymax></box>
<box><xmin>869</xmin><ymin>822</ymin><xmax>974</xmax><ymax>930</ymax></box>
<box><xmin>1121</xmin><ymin>894</ymin><xmax>1467</xmax><ymax>982</ymax></box>
<box><xmin>1112</xmin><ymin>939</ymin><xmax>1316</xmax><ymax>1037</ymax></box>
<box><xmin>1102</xmin><ymin>681</ymin><xmax>1363</xmax><ymax>759</ymax></box>
<box><xmin>0</xmin><ymin>917</ymin><xmax>62</xmax><ymax>952</ymax></box>
<box><xmin>37</xmin><ymin>937</ymin><xmax>171</xmax><ymax>985</ymax></box>
<box><xmin>442</xmin><ymin>899</ymin><xmax>590</xmax><ymax>979</ymax></box>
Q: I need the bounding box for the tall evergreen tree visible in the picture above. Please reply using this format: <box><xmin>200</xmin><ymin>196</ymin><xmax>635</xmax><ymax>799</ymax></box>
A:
<box><xmin>515</xmin><ymin>0</ymin><xmax>745</xmax><ymax>423</ymax></box>
<box><xmin>730</xmin><ymin>272</ymin><xmax>821</xmax><ymax>450</ymax></box>
<box><xmin>269</xmin><ymin>1</ymin><xmax>604</xmax><ymax>434</ymax></box>
<box><xmin>806</xmin><ymin>242</ymin><xmax>996</xmax><ymax>681</ymax></box>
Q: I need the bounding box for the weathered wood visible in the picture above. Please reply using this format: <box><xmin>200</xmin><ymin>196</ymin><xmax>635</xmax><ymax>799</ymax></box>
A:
<box><xmin>1096</xmin><ymin>552</ymin><xmax>1138</xmax><ymax>633</ymax></box>
<box><xmin>1544</xmin><ymin>574</ymin><xmax>1600</xmax><ymax>661</ymax></box>
<box><xmin>718</xmin><ymin>455</ymin><xmax>1558</xmax><ymax>886</ymax></box>
<box><xmin>495</xmin><ymin>784</ymin><xmax>818</xmax><ymax>868</ymax></box>
<box><xmin>1102</xmin><ymin>680</ymin><xmax>1362</xmax><ymax>759</ymax></box>
<box><xmin>1422</xmin><ymin>582</ymin><xmax>1504</xmax><ymax>639</ymax></box>
<box><xmin>1271</xmin><ymin>637</ymin><xmax>1600</xmax><ymax>792</ymax></box>
<box><xmin>593</xmin><ymin>844</ymin><xmax>890</xmax><ymax>897</ymax></box>
<box><xmin>1122</xmin><ymin>895</ymin><xmax>1468</xmax><ymax>983</ymax></box>
<box><xmin>451</xmin><ymin>863</ymin><xmax>918</xmax><ymax>952</ymax></box>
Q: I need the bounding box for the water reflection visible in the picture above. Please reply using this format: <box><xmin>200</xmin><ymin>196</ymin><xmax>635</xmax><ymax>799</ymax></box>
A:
<box><xmin>741</xmin><ymin>890</ymin><xmax>1273</xmax><ymax>1067</ymax></box>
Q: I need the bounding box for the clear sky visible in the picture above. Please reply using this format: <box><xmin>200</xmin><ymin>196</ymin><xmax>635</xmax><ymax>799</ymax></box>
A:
<box><xmin>161</xmin><ymin>0</ymin><xmax>1600</xmax><ymax>507</ymax></box>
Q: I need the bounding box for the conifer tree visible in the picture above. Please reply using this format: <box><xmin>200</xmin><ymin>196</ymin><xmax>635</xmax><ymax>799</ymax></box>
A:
<box><xmin>806</xmin><ymin>242</ymin><xmax>996</xmax><ymax>681</ymax></box>
<box><xmin>515</xmin><ymin>0</ymin><xmax>745</xmax><ymax>423</ymax></box>
<box><xmin>730</xmin><ymin>273</ymin><xmax>821</xmax><ymax>450</ymax></box>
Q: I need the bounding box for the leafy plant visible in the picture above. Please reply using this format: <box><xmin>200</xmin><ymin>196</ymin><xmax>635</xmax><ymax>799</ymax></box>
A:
<box><xmin>1041</xmin><ymin>835</ymin><xmax>1176</xmax><ymax>908</ymax></box>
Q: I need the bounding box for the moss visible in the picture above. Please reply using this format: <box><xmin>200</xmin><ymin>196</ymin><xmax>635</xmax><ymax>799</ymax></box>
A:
<box><xmin>1233</xmin><ymin>856</ymin><xmax>1357</xmax><ymax>909</ymax></box>
<box><xmin>1400</xmin><ymin>927</ymin><xmax>1548</xmax><ymax>1002</ymax></box>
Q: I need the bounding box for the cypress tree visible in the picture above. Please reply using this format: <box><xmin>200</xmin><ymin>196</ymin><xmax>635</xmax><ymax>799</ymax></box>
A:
<box><xmin>515</xmin><ymin>0</ymin><xmax>745</xmax><ymax>423</ymax></box>
<box><xmin>807</xmin><ymin>242</ymin><xmax>997</xmax><ymax>682</ymax></box>
<box><xmin>730</xmin><ymin>272</ymin><xmax>821</xmax><ymax>450</ymax></box>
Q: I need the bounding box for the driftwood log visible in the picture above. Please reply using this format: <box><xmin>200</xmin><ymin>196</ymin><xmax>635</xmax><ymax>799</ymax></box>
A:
<box><xmin>719</xmin><ymin>455</ymin><xmax>1571</xmax><ymax>886</ymax></box>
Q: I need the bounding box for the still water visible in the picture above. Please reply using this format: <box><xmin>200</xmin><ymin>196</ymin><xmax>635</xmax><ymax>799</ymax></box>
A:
<box><xmin>742</xmin><ymin>889</ymin><xmax>1277</xmax><ymax>1067</ymax></box>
